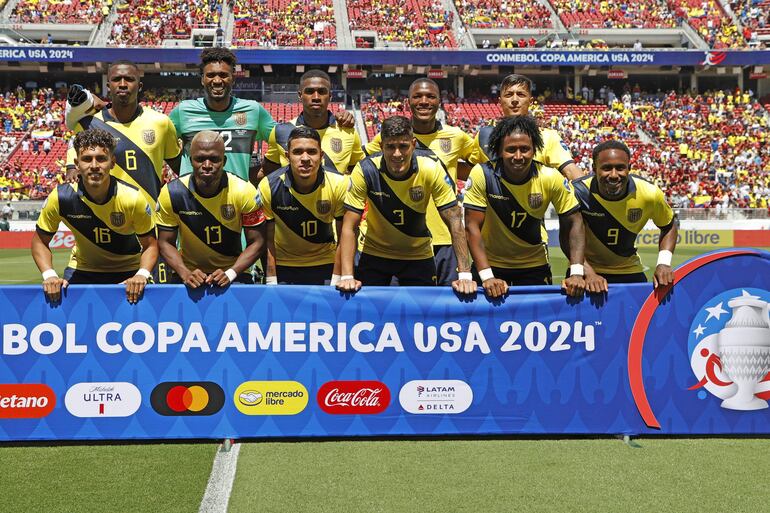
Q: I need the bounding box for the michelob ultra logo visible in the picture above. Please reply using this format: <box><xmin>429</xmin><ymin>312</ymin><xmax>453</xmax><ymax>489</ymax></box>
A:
<box><xmin>234</xmin><ymin>381</ymin><xmax>308</xmax><ymax>415</ymax></box>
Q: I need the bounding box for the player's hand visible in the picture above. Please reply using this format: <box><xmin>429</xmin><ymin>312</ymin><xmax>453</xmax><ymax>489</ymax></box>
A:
<box><xmin>452</xmin><ymin>277</ymin><xmax>477</xmax><ymax>296</ymax></box>
<box><xmin>482</xmin><ymin>277</ymin><xmax>508</xmax><ymax>298</ymax></box>
<box><xmin>584</xmin><ymin>271</ymin><xmax>608</xmax><ymax>294</ymax></box>
<box><xmin>334</xmin><ymin>110</ymin><xmax>355</xmax><ymax>128</ymax></box>
<box><xmin>653</xmin><ymin>264</ymin><xmax>674</xmax><ymax>288</ymax></box>
<box><xmin>67</xmin><ymin>84</ymin><xmax>89</xmax><ymax>107</ymax></box>
<box><xmin>561</xmin><ymin>275</ymin><xmax>586</xmax><ymax>298</ymax></box>
<box><xmin>336</xmin><ymin>277</ymin><xmax>361</xmax><ymax>293</ymax></box>
<box><xmin>42</xmin><ymin>277</ymin><xmax>67</xmax><ymax>302</ymax></box>
<box><xmin>206</xmin><ymin>269</ymin><xmax>231</xmax><ymax>287</ymax></box>
<box><xmin>181</xmin><ymin>268</ymin><xmax>207</xmax><ymax>288</ymax></box>
<box><xmin>123</xmin><ymin>274</ymin><xmax>147</xmax><ymax>304</ymax></box>
<box><xmin>64</xmin><ymin>167</ymin><xmax>78</xmax><ymax>184</ymax></box>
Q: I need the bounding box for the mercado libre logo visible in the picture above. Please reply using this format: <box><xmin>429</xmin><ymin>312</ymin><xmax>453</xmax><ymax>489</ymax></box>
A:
<box><xmin>687</xmin><ymin>288</ymin><xmax>770</xmax><ymax>411</ymax></box>
<box><xmin>234</xmin><ymin>381</ymin><xmax>308</xmax><ymax>415</ymax></box>
<box><xmin>150</xmin><ymin>382</ymin><xmax>225</xmax><ymax>416</ymax></box>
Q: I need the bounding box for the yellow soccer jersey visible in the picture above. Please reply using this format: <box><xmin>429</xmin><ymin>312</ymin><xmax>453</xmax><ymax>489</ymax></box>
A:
<box><xmin>36</xmin><ymin>177</ymin><xmax>154</xmax><ymax>273</ymax></box>
<box><xmin>572</xmin><ymin>175</ymin><xmax>675</xmax><ymax>274</ymax></box>
<box><xmin>345</xmin><ymin>155</ymin><xmax>457</xmax><ymax>260</ymax></box>
<box><xmin>476</xmin><ymin>125</ymin><xmax>574</xmax><ymax>172</ymax></box>
<box><xmin>265</xmin><ymin>112</ymin><xmax>365</xmax><ymax>174</ymax></box>
<box><xmin>464</xmin><ymin>161</ymin><xmax>579</xmax><ymax>269</ymax></box>
<box><xmin>67</xmin><ymin>106</ymin><xmax>181</xmax><ymax>205</ymax></box>
<box><xmin>258</xmin><ymin>167</ymin><xmax>347</xmax><ymax>266</ymax></box>
<box><xmin>366</xmin><ymin>122</ymin><xmax>487</xmax><ymax>246</ymax></box>
<box><xmin>156</xmin><ymin>173</ymin><xmax>263</xmax><ymax>273</ymax></box>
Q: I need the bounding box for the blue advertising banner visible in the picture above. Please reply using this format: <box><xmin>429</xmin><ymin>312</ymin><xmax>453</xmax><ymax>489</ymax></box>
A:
<box><xmin>0</xmin><ymin>47</ymin><xmax>768</xmax><ymax>66</ymax></box>
<box><xmin>0</xmin><ymin>249</ymin><xmax>769</xmax><ymax>441</ymax></box>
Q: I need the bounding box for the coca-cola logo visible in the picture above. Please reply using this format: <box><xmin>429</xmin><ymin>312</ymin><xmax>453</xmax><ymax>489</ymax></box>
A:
<box><xmin>49</xmin><ymin>231</ymin><xmax>75</xmax><ymax>249</ymax></box>
<box><xmin>317</xmin><ymin>381</ymin><xmax>390</xmax><ymax>415</ymax></box>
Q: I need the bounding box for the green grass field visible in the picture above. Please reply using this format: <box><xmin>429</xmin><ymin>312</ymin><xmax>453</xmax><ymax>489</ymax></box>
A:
<box><xmin>3</xmin><ymin>246</ymin><xmax>770</xmax><ymax>512</ymax></box>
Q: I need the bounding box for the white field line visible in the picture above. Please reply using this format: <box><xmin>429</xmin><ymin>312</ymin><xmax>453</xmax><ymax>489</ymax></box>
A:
<box><xmin>199</xmin><ymin>442</ymin><xmax>241</xmax><ymax>513</ymax></box>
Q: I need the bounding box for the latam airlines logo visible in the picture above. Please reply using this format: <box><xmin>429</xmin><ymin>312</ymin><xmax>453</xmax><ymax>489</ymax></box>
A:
<box><xmin>687</xmin><ymin>288</ymin><xmax>770</xmax><ymax>411</ymax></box>
<box><xmin>317</xmin><ymin>381</ymin><xmax>390</xmax><ymax>414</ymax></box>
<box><xmin>399</xmin><ymin>380</ymin><xmax>473</xmax><ymax>414</ymax></box>
<box><xmin>0</xmin><ymin>384</ymin><xmax>56</xmax><ymax>418</ymax></box>
<box><xmin>65</xmin><ymin>382</ymin><xmax>141</xmax><ymax>417</ymax></box>
<box><xmin>151</xmin><ymin>382</ymin><xmax>225</xmax><ymax>416</ymax></box>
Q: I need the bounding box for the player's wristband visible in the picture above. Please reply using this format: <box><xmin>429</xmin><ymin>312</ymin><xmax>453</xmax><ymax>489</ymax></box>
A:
<box><xmin>458</xmin><ymin>272</ymin><xmax>473</xmax><ymax>281</ymax></box>
<box><xmin>42</xmin><ymin>269</ymin><xmax>58</xmax><ymax>280</ymax></box>
<box><xmin>340</xmin><ymin>275</ymin><xmax>354</xmax><ymax>282</ymax></box>
<box><xmin>265</xmin><ymin>276</ymin><xmax>278</xmax><ymax>285</ymax></box>
<box><xmin>478</xmin><ymin>268</ymin><xmax>495</xmax><ymax>282</ymax></box>
<box><xmin>135</xmin><ymin>268</ymin><xmax>151</xmax><ymax>279</ymax></box>
<box><xmin>657</xmin><ymin>250</ymin><xmax>673</xmax><ymax>267</ymax></box>
<box><xmin>330</xmin><ymin>274</ymin><xmax>341</xmax><ymax>286</ymax></box>
<box><xmin>225</xmin><ymin>268</ymin><xmax>238</xmax><ymax>283</ymax></box>
<box><xmin>569</xmin><ymin>264</ymin><xmax>585</xmax><ymax>277</ymax></box>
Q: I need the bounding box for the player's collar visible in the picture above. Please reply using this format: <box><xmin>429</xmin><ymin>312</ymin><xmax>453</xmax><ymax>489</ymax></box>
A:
<box><xmin>203</xmin><ymin>96</ymin><xmax>235</xmax><ymax>112</ymax></box>
<box><xmin>189</xmin><ymin>172</ymin><xmax>228</xmax><ymax>198</ymax></box>
<box><xmin>413</xmin><ymin>120</ymin><xmax>442</xmax><ymax>135</ymax></box>
<box><xmin>101</xmin><ymin>105</ymin><xmax>143</xmax><ymax>123</ymax></box>
<box><xmin>295</xmin><ymin>111</ymin><xmax>335</xmax><ymax>129</ymax></box>
<box><xmin>286</xmin><ymin>166</ymin><xmax>325</xmax><ymax>193</ymax></box>
<box><xmin>590</xmin><ymin>174</ymin><xmax>636</xmax><ymax>200</ymax></box>
<box><xmin>379</xmin><ymin>154</ymin><xmax>418</xmax><ymax>181</ymax></box>
<box><xmin>77</xmin><ymin>175</ymin><xmax>117</xmax><ymax>205</ymax></box>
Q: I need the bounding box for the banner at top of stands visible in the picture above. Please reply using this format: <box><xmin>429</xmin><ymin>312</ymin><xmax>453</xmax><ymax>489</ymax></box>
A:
<box><xmin>1</xmin><ymin>47</ymin><xmax>769</xmax><ymax>66</ymax></box>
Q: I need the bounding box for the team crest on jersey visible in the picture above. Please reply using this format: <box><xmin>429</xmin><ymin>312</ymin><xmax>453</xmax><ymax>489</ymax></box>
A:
<box><xmin>330</xmin><ymin>137</ymin><xmax>343</xmax><ymax>154</ymax></box>
<box><xmin>528</xmin><ymin>193</ymin><xmax>543</xmax><ymax>209</ymax></box>
<box><xmin>316</xmin><ymin>200</ymin><xmax>332</xmax><ymax>215</ymax></box>
<box><xmin>409</xmin><ymin>186</ymin><xmax>425</xmax><ymax>202</ymax></box>
<box><xmin>439</xmin><ymin>138</ymin><xmax>452</xmax><ymax>153</ymax></box>
<box><xmin>142</xmin><ymin>129</ymin><xmax>156</xmax><ymax>145</ymax></box>
<box><xmin>627</xmin><ymin>208</ymin><xmax>643</xmax><ymax>223</ymax></box>
<box><xmin>110</xmin><ymin>212</ymin><xmax>126</xmax><ymax>227</ymax></box>
<box><xmin>221</xmin><ymin>204</ymin><xmax>236</xmax><ymax>220</ymax></box>
<box><xmin>234</xmin><ymin>112</ymin><xmax>247</xmax><ymax>126</ymax></box>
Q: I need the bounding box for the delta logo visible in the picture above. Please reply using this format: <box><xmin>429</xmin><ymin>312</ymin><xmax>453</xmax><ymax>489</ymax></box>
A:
<box><xmin>317</xmin><ymin>381</ymin><xmax>390</xmax><ymax>414</ymax></box>
<box><xmin>0</xmin><ymin>383</ymin><xmax>56</xmax><ymax>419</ymax></box>
<box><xmin>399</xmin><ymin>380</ymin><xmax>473</xmax><ymax>414</ymax></box>
<box><xmin>65</xmin><ymin>382</ymin><xmax>141</xmax><ymax>418</ymax></box>
<box><xmin>150</xmin><ymin>382</ymin><xmax>225</xmax><ymax>416</ymax></box>
<box><xmin>234</xmin><ymin>381</ymin><xmax>308</xmax><ymax>415</ymax></box>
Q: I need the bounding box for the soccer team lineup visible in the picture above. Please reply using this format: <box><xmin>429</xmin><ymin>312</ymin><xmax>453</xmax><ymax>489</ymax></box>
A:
<box><xmin>31</xmin><ymin>46</ymin><xmax>680</xmax><ymax>306</ymax></box>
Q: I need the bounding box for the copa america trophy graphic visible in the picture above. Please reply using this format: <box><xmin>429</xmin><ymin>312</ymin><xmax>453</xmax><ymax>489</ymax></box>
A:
<box><xmin>717</xmin><ymin>291</ymin><xmax>770</xmax><ymax>411</ymax></box>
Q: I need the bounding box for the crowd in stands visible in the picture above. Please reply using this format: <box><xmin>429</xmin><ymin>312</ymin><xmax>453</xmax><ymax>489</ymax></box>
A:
<box><xmin>551</xmin><ymin>0</ymin><xmax>677</xmax><ymax>28</ymax></box>
<box><xmin>232</xmin><ymin>0</ymin><xmax>336</xmax><ymax>48</ymax></box>
<box><xmin>109</xmin><ymin>0</ymin><xmax>220</xmax><ymax>47</ymax></box>
<box><xmin>455</xmin><ymin>0</ymin><xmax>552</xmax><ymax>29</ymax></box>
<box><xmin>10</xmin><ymin>0</ymin><xmax>108</xmax><ymax>24</ymax></box>
<box><xmin>730</xmin><ymin>0</ymin><xmax>770</xmax><ymax>38</ymax></box>
<box><xmin>348</xmin><ymin>0</ymin><xmax>456</xmax><ymax>48</ymax></box>
<box><xmin>668</xmin><ymin>0</ymin><xmax>745</xmax><ymax>48</ymax></box>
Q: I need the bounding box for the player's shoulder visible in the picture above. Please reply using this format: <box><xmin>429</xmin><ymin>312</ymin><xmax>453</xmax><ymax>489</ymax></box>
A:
<box><xmin>138</xmin><ymin>105</ymin><xmax>172</xmax><ymax>123</ymax></box>
<box><xmin>175</xmin><ymin>98</ymin><xmax>206</xmax><ymax>112</ymax></box>
<box><xmin>226</xmin><ymin>171</ymin><xmax>255</xmax><ymax>191</ymax></box>
<box><xmin>233</xmin><ymin>97</ymin><xmax>265</xmax><ymax>112</ymax></box>
<box><xmin>324</xmin><ymin>170</ymin><xmax>349</xmax><ymax>187</ymax></box>
<box><xmin>534</xmin><ymin>161</ymin><xmax>563</xmax><ymax>179</ymax></box>
<box><xmin>629</xmin><ymin>174</ymin><xmax>664</xmax><ymax>196</ymax></box>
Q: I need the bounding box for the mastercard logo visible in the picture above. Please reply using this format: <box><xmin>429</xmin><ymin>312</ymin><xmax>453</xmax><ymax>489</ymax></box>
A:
<box><xmin>150</xmin><ymin>382</ymin><xmax>224</xmax><ymax>416</ymax></box>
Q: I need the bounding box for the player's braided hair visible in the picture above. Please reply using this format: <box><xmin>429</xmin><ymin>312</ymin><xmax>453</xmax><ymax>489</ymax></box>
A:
<box><xmin>199</xmin><ymin>47</ymin><xmax>236</xmax><ymax>73</ymax></box>
<box><xmin>591</xmin><ymin>140</ymin><xmax>631</xmax><ymax>171</ymax></box>
<box><xmin>487</xmin><ymin>115</ymin><xmax>544</xmax><ymax>158</ymax></box>
<box><xmin>73</xmin><ymin>128</ymin><xmax>116</xmax><ymax>156</ymax></box>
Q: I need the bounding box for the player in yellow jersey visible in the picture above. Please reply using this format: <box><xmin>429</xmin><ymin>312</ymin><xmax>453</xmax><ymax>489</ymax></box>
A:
<box><xmin>572</xmin><ymin>141</ymin><xmax>677</xmax><ymax>293</ymax></box>
<box><xmin>476</xmin><ymin>74</ymin><xmax>585</xmax><ymax>181</ymax></box>
<box><xmin>263</xmin><ymin>70</ymin><xmax>364</xmax><ymax>176</ymax></box>
<box><xmin>155</xmin><ymin>131</ymin><xmax>265</xmax><ymax>287</ymax></box>
<box><xmin>464</xmin><ymin>116</ymin><xmax>586</xmax><ymax>298</ymax></box>
<box><xmin>259</xmin><ymin>127</ymin><xmax>348</xmax><ymax>285</ymax></box>
<box><xmin>32</xmin><ymin>129</ymin><xmax>158</xmax><ymax>304</ymax></box>
<box><xmin>365</xmin><ymin>78</ymin><xmax>487</xmax><ymax>285</ymax></box>
<box><xmin>337</xmin><ymin>116</ymin><xmax>475</xmax><ymax>295</ymax></box>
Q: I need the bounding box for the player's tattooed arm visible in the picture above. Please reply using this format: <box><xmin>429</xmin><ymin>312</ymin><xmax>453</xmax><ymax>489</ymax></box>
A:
<box><xmin>441</xmin><ymin>204</ymin><xmax>477</xmax><ymax>295</ymax></box>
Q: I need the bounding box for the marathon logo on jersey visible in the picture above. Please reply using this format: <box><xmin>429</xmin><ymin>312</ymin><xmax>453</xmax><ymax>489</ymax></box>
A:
<box><xmin>0</xmin><ymin>384</ymin><xmax>56</xmax><ymax>419</ymax></box>
<box><xmin>142</xmin><ymin>129</ymin><xmax>155</xmax><ymax>145</ymax></box>
<box><xmin>330</xmin><ymin>137</ymin><xmax>342</xmax><ymax>154</ymax></box>
<box><xmin>316</xmin><ymin>200</ymin><xmax>331</xmax><ymax>215</ymax></box>
<box><xmin>409</xmin><ymin>186</ymin><xmax>425</xmax><ymax>202</ymax></box>
<box><xmin>110</xmin><ymin>212</ymin><xmax>126</xmax><ymax>227</ymax></box>
<box><xmin>439</xmin><ymin>138</ymin><xmax>452</xmax><ymax>153</ymax></box>
<box><xmin>64</xmin><ymin>382</ymin><xmax>141</xmax><ymax>418</ymax></box>
<box><xmin>528</xmin><ymin>193</ymin><xmax>543</xmax><ymax>209</ymax></box>
<box><xmin>150</xmin><ymin>382</ymin><xmax>225</xmax><ymax>416</ymax></box>
<box><xmin>317</xmin><ymin>380</ymin><xmax>390</xmax><ymax>415</ymax></box>
<box><xmin>220</xmin><ymin>204</ymin><xmax>236</xmax><ymax>221</ymax></box>
<box><xmin>627</xmin><ymin>208</ymin><xmax>643</xmax><ymax>223</ymax></box>
<box><xmin>234</xmin><ymin>112</ymin><xmax>247</xmax><ymax>126</ymax></box>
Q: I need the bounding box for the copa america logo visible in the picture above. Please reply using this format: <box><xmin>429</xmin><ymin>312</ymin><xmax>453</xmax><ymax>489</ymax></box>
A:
<box><xmin>688</xmin><ymin>288</ymin><xmax>770</xmax><ymax>411</ymax></box>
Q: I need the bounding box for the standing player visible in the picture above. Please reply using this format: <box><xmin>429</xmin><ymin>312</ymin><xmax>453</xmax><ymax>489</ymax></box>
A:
<box><xmin>258</xmin><ymin>127</ymin><xmax>348</xmax><ymax>285</ymax></box>
<box><xmin>262</xmin><ymin>70</ymin><xmax>364</xmax><ymax>176</ymax></box>
<box><xmin>365</xmin><ymin>78</ymin><xmax>487</xmax><ymax>285</ymax></box>
<box><xmin>572</xmin><ymin>140</ymin><xmax>677</xmax><ymax>292</ymax></box>
<box><xmin>337</xmin><ymin>116</ymin><xmax>475</xmax><ymax>294</ymax></box>
<box><xmin>476</xmin><ymin>74</ymin><xmax>584</xmax><ymax>181</ymax></box>
<box><xmin>463</xmin><ymin>116</ymin><xmax>586</xmax><ymax>298</ymax></box>
<box><xmin>32</xmin><ymin>129</ymin><xmax>157</xmax><ymax>303</ymax></box>
<box><xmin>155</xmin><ymin>131</ymin><xmax>265</xmax><ymax>287</ymax></box>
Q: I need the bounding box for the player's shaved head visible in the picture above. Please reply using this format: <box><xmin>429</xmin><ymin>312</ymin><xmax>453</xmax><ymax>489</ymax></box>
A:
<box><xmin>409</xmin><ymin>78</ymin><xmax>439</xmax><ymax>94</ymax></box>
<box><xmin>191</xmin><ymin>130</ymin><xmax>224</xmax><ymax>150</ymax></box>
<box><xmin>108</xmin><ymin>60</ymin><xmax>140</xmax><ymax>76</ymax></box>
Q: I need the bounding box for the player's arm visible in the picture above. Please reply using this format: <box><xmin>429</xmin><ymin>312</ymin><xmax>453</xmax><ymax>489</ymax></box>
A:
<box><xmin>64</xmin><ymin>85</ymin><xmax>105</xmax><ymax>130</ymax></box>
<box><xmin>582</xmin><ymin>260</ymin><xmax>608</xmax><ymax>294</ymax></box>
<box><xmin>561</xmin><ymin>162</ymin><xmax>585</xmax><ymax>181</ymax></box>
<box><xmin>464</xmin><ymin>208</ymin><xmax>507</xmax><ymax>298</ymax></box>
<box><xmin>124</xmin><ymin>232</ymin><xmax>158</xmax><ymax>304</ymax></box>
<box><xmin>331</xmin><ymin>218</ymin><xmax>343</xmax><ymax>284</ymax></box>
<box><xmin>264</xmin><ymin>221</ymin><xmax>278</xmax><ymax>285</ymax></box>
<box><xmin>654</xmin><ymin>220</ymin><xmax>678</xmax><ymax>288</ymax></box>
<box><xmin>157</xmin><ymin>228</ymin><xmax>206</xmax><ymax>288</ymax></box>
<box><xmin>31</xmin><ymin>229</ymin><xmax>68</xmax><ymax>302</ymax></box>
<box><xmin>334</xmin><ymin>109</ymin><xmax>355</xmax><ymax>129</ymax></box>
<box><xmin>439</xmin><ymin>204</ymin><xmax>476</xmax><ymax>295</ymax></box>
<box><xmin>559</xmin><ymin>210</ymin><xmax>587</xmax><ymax>297</ymax></box>
<box><xmin>337</xmin><ymin>210</ymin><xmax>362</xmax><ymax>292</ymax></box>
<box><xmin>208</xmin><ymin>225</ymin><xmax>265</xmax><ymax>287</ymax></box>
